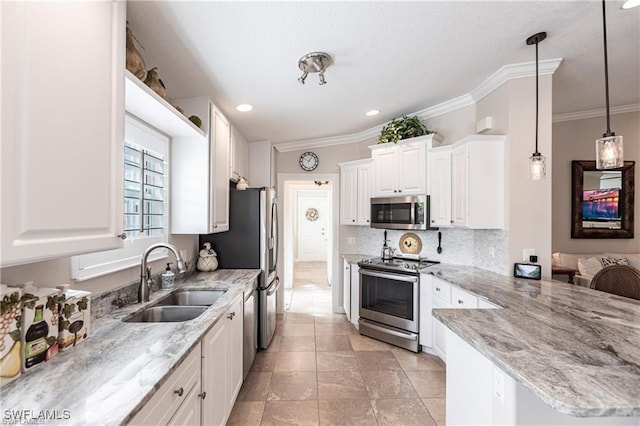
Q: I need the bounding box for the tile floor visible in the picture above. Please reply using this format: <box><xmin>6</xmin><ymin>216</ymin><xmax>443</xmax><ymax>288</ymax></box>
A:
<box><xmin>227</xmin><ymin>261</ymin><xmax>446</xmax><ymax>426</ymax></box>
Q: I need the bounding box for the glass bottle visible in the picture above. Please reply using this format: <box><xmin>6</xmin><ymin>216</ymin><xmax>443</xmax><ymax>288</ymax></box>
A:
<box><xmin>25</xmin><ymin>305</ymin><xmax>49</xmax><ymax>368</ymax></box>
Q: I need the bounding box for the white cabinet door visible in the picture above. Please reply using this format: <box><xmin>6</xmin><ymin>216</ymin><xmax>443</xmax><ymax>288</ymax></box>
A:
<box><xmin>227</xmin><ymin>297</ymin><xmax>244</xmax><ymax>409</ymax></box>
<box><xmin>432</xmin><ymin>297</ymin><xmax>450</xmax><ymax>362</ymax></box>
<box><xmin>202</xmin><ymin>316</ymin><xmax>226</xmax><ymax>426</ymax></box>
<box><xmin>350</xmin><ymin>264</ymin><xmax>360</xmax><ymax>325</ymax></box>
<box><xmin>397</xmin><ymin>143</ymin><xmax>426</xmax><ymax>194</ymax></box>
<box><xmin>1</xmin><ymin>2</ymin><xmax>125</xmax><ymax>267</ymax></box>
<box><xmin>451</xmin><ymin>144</ymin><xmax>469</xmax><ymax>227</ymax></box>
<box><xmin>356</xmin><ymin>163</ymin><xmax>372</xmax><ymax>225</ymax></box>
<box><xmin>419</xmin><ymin>274</ymin><xmax>433</xmax><ymax>347</ymax></box>
<box><xmin>428</xmin><ymin>147</ymin><xmax>452</xmax><ymax>228</ymax></box>
<box><xmin>371</xmin><ymin>146</ymin><xmax>398</xmax><ymax>196</ymax></box>
<box><xmin>211</xmin><ymin>108</ymin><xmax>230</xmax><ymax>233</ymax></box>
<box><xmin>167</xmin><ymin>380</ymin><xmax>202</xmax><ymax>426</ymax></box>
<box><xmin>343</xmin><ymin>259</ymin><xmax>351</xmax><ymax>320</ymax></box>
<box><xmin>230</xmin><ymin>126</ymin><xmax>249</xmax><ymax>182</ymax></box>
<box><xmin>340</xmin><ymin>165</ymin><xmax>358</xmax><ymax>225</ymax></box>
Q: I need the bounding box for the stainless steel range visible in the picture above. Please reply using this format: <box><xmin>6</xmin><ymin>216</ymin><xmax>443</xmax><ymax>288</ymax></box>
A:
<box><xmin>357</xmin><ymin>257</ymin><xmax>439</xmax><ymax>352</ymax></box>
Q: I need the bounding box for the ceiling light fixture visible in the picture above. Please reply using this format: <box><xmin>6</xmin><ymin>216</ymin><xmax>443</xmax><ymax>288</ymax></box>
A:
<box><xmin>596</xmin><ymin>0</ymin><xmax>623</xmax><ymax>169</ymax></box>
<box><xmin>298</xmin><ymin>52</ymin><xmax>332</xmax><ymax>85</ymax></box>
<box><xmin>622</xmin><ymin>0</ymin><xmax>640</xmax><ymax>9</ymax></box>
<box><xmin>366</xmin><ymin>110</ymin><xmax>380</xmax><ymax>116</ymax></box>
<box><xmin>236</xmin><ymin>104</ymin><xmax>254</xmax><ymax>112</ymax></box>
<box><xmin>526</xmin><ymin>31</ymin><xmax>547</xmax><ymax>181</ymax></box>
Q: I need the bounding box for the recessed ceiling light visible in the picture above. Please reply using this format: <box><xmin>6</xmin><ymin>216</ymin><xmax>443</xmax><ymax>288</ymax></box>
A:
<box><xmin>236</xmin><ymin>104</ymin><xmax>254</xmax><ymax>112</ymax></box>
<box><xmin>366</xmin><ymin>109</ymin><xmax>380</xmax><ymax>116</ymax></box>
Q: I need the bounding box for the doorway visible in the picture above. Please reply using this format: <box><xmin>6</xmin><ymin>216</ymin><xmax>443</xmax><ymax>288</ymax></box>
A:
<box><xmin>277</xmin><ymin>174</ymin><xmax>340</xmax><ymax>314</ymax></box>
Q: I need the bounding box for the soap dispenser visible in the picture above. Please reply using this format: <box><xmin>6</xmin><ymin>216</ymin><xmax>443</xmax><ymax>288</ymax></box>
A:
<box><xmin>162</xmin><ymin>263</ymin><xmax>175</xmax><ymax>289</ymax></box>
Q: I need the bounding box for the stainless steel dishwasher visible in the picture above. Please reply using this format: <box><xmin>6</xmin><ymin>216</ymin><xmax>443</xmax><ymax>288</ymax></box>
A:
<box><xmin>243</xmin><ymin>282</ymin><xmax>257</xmax><ymax>379</ymax></box>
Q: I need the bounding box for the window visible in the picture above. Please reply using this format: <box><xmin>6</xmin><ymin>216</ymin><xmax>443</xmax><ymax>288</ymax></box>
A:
<box><xmin>70</xmin><ymin>115</ymin><xmax>170</xmax><ymax>281</ymax></box>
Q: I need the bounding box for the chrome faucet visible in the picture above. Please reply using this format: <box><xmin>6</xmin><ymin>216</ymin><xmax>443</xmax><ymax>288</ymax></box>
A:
<box><xmin>138</xmin><ymin>242</ymin><xmax>188</xmax><ymax>303</ymax></box>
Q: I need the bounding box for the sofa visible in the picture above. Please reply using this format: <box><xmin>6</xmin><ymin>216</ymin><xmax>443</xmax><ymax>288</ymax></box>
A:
<box><xmin>552</xmin><ymin>252</ymin><xmax>640</xmax><ymax>287</ymax></box>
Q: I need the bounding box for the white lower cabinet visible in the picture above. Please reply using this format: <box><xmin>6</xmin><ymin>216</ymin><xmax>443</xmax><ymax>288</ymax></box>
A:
<box><xmin>342</xmin><ymin>259</ymin><xmax>360</xmax><ymax>325</ymax></box>
<box><xmin>202</xmin><ymin>296</ymin><xmax>243</xmax><ymax>426</ymax></box>
<box><xmin>130</xmin><ymin>345</ymin><xmax>202</xmax><ymax>425</ymax></box>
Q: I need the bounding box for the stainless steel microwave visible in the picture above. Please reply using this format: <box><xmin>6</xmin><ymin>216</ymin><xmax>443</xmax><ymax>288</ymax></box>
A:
<box><xmin>370</xmin><ymin>195</ymin><xmax>436</xmax><ymax>230</ymax></box>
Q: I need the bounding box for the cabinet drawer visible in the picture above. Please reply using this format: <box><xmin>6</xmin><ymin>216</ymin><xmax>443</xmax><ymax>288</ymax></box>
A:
<box><xmin>432</xmin><ymin>278</ymin><xmax>451</xmax><ymax>305</ymax></box>
<box><xmin>451</xmin><ymin>287</ymin><xmax>478</xmax><ymax>309</ymax></box>
<box><xmin>130</xmin><ymin>344</ymin><xmax>202</xmax><ymax>425</ymax></box>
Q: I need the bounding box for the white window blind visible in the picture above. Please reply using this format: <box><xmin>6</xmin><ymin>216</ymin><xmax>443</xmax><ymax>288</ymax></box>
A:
<box><xmin>71</xmin><ymin>115</ymin><xmax>170</xmax><ymax>281</ymax></box>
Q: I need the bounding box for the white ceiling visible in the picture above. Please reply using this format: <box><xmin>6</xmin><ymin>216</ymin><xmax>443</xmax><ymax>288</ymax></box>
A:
<box><xmin>127</xmin><ymin>1</ymin><xmax>639</xmax><ymax>144</ymax></box>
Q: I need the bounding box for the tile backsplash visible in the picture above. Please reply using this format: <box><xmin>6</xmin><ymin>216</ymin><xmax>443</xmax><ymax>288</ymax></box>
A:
<box><xmin>343</xmin><ymin>226</ymin><xmax>508</xmax><ymax>275</ymax></box>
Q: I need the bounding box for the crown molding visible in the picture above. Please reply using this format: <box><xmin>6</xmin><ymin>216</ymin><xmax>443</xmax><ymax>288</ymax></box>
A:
<box><xmin>273</xmin><ymin>58</ymin><xmax>564</xmax><ymax>153</ymax></box>
<box><xmin>552</xmin><ymin>103</ymin><xmax>640</xmax><ymax>123</ymax></box>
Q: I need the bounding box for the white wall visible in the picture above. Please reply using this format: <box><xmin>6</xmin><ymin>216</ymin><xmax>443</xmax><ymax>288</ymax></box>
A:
<box><xmin>552</xmin><ymin>111</ymin><xmax>639</xmax><ymax>254</ymax></box>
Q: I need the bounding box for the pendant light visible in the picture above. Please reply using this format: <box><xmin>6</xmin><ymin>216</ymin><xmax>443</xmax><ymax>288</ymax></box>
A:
<box><xmin>596</xmin><ymin>0</ymin><xmax>623</xmax><ymax>169</ymax></box>
<box><xmin>526</xmin><ymin>32</ymin><xmax>547</xmax><ymax>180</ymax></box>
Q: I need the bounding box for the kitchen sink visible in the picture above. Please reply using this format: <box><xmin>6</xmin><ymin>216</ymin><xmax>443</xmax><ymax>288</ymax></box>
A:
<box><xmin>123</xmin><ymin>306</ymin><xmax>209</xmax><ymax>323</ymax></box>
<box><xmin>152</xmin><ymin>289</ymin><xmax>227</xmax><ymax>307</ymax></box>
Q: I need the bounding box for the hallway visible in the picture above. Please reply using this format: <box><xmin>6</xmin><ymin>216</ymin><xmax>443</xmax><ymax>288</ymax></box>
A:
<box><xmin>228</xmin><ymin>261</ymin><xmax>446</xmax><ymax>425</ymax></box>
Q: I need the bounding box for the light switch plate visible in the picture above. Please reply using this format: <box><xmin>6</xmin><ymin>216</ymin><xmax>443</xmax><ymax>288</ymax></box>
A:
<box><xmin>347</xmin><ymin>237</ymin><xmax>356</xmax><ymax>246</ymax></box>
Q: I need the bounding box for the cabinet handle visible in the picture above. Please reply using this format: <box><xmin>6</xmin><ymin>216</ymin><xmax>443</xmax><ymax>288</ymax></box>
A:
<box><xmin>435</xmin><ymin>287</ymin><xmax>441</xmax><ymax>292</ymax></box>
<box><xmin>366</xmin><ymin>220</ymin><xmax>369</xmax><ymax>223</ymax></box>
<box><xmin>393</xmin><ymin>190</ymin><xmax>398</xmax><ymax>193</ymax></box>
<box><xmin>458</xmin><ymin>299</ymin><xmax>464</xmax><ymax>305</ymax></box>
<box><xmin>174</xmin><ymin>387</ymin><xmax>184</xmax><ymax>397</ymax></box>
<box><xmin>199</xmin><ymin>392</ymin><xmax>207</xmax><ymax>400</ymax></box>
<box><xmin>398</xmin><ymin>190</ymin><xmax>402</xmax><ymax>193</ymax></box>
<box><xmin>352</xmin><ymin>219</ymin><xmax>355</xmax><ymax>222</ymax></box>
<box><xmin>117</xmin><ymin>233</ymin><xmax>127</xmax><ymax>240</ymax></box>
<box><xmin>227</xmin><ymin>312</ymin><xmax>235</xmax><ymax>319</ymax></box>
<box><xmin>213</xmin><ymin>224</ymin><xmax>218</xmax><ymax>229</ymax></box>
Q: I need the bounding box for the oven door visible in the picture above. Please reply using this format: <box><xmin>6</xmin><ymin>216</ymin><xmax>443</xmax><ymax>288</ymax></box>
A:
<box><xmin>359</xmin><ymin>268</ymin><xmax>419</xmax><ymax>333</ymax></box>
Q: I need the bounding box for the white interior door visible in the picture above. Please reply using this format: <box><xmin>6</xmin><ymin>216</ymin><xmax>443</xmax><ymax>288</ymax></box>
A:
<box><xmin>296</xmin><ymin>192</ymin><xmax>328</xmax><ymax>261</ymax></box>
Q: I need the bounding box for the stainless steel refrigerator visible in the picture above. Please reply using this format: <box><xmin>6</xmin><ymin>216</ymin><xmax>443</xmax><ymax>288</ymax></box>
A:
<box><xmin>199</xmin><ymin>187</ymin><xmax>279</xmax><ymax>350</ymax></box>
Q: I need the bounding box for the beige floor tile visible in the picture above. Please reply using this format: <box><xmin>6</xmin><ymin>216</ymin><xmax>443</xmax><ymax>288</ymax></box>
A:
<box><xmin>371</xmin><ymin>398</ymin><xmax>436</xmax><ymax>426</ymax></box>
<box><xmin>261</xmin><ymin>400</ymin><xmax>319</xmax><ymax>426</ymax></box>
<box><xmin>268</xmin><ymin>371</ymin><xmax>318</xmax><ymax>401</ymax></box>
<box><xmin>251</xmin><ymin>352</ymin><xmax>278</xmax><ymax>372</ymax></box>
<box><xmin>405</xmin><ymin>370</ymin><xmax>446</xmax><ymax>398</ymax></box>
<box><xmin>361</xmin><ymin>370</ymin><xmax>418</xmax><ymax>399</ymax></box>
<box><xmin>348</xmin><ymin>333</ymin><xmax>392</xmax><ymax>351</ymax></box>
<box><xmin>236</xmin><ymin>372</ymin><xmax>272</xmax><ymax>401</ymax></box>
<box><xmin>284</xmin><ymin>312</ymin><xmax>316</xmax><ymax>324</ymax></box>
<box><xmin>315</xmin><ymin>322</ymin><xmax>348</xmax><ymax>335</ymax></box>
<box><xmin>318</xmin><ymin>400</ymin><xmax>377</xmax><ymax>426</ymax></box>
<box><xmin>317</xmin><ymin>370</ymin><xmax>368</xmax><ymax>400</ymax></box>
<box><xmin>278</xmin><ymin>323</ymin><xmax>315</xmax><ymax>337</ymax></box>
<box><xmin>274</xmin><ymin>351</ymin><xmax>317</xmax><ymax>372</ymax></box>
<box><xmin>279</xmin><ymin>335</ymin><xmax>317</xmax><ymax>352</ymax></box>
<box><xmin>314</xmin><ymin>313</ymin><xmax>350</xmax><ymax>323</ymax></box>
<box><xmin>264</xmin><ymin>335</ymin><xmax>281</xmax><ymax>353</ymax></box>
<box><xmin>355</xmin><ymin>351</ymin><xmax>402</xmax><ymax>371</ymax></box>
<box><xmin>316</xmin><ymin>351</ymin><xmax>359</xmax><ymax>372</ymax></box>
<box><xmin>422</xmin><ymin>397</ymin><xmax>446</xmax><ymax>426</ymax></box>
<box><xmin>391</xmin><ymin>347</ymin><xmax>445</xmax><ymax>371</ymax></box>
<box><xmin>226</xmin><ymin>401</ymin><xmax>265</xmax><ymax>426</ymax></box>
<box><xmin>315</xmin><ymin>335</ymin><xmax>353</xmax><ymax>351</ymax></box>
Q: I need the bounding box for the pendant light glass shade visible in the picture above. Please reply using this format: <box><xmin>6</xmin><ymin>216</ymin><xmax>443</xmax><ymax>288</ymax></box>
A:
<box><xmin>596</xmin><ymin>134</ymin><xmax>624</xmax><ymax>169</ymax></box>
<box><xmin>529</xmin><ymin>152</ymin><xmax>546</xmax><ymax>181</ymax></box>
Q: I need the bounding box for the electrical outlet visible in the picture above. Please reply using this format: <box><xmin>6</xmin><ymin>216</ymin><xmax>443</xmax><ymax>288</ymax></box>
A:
<box><xmin>347</xmin><ymin>237</ymin><xmax>356</xmax><ymax>246</ymax></box>
<box><xmin>523</xmin><ymin>248</ymin><xmax>536</xmax><ymax>262</ymax></box>
<box><xmin>489</xmin><ymin>246</ymin><xmax>496</xmax><ymax>259</ymax></box>
<box><xmin>493</xmin><ymin>367</ymin><xmax>505</xmax><ymax>403</ymax></box>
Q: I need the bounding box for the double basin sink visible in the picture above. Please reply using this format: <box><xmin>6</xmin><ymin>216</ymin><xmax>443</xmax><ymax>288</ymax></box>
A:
<box><xmin>123</xmin><ymin>289</ymin><xmax>227</xmax><ymax>323</ymax></box>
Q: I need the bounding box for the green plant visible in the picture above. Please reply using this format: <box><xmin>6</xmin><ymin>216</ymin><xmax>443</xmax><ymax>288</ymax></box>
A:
<box><xmin>377</xmin><ymin>115</ymin><xmax>434</xmax><ymax>144</ymax></box>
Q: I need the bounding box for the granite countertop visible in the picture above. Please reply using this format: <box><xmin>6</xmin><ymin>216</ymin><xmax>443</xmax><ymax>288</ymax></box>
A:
<box><xmin>1</xmin><ymin>269</ymin><xmax>260</xmax><ymax>425</ymax></box>
<box><xmin>342</xmin><ymin>253</ymin><xmax>376</xmax><ymax>264</ymax></box>
<box><xmin>428</xmin><ymin>264</ymin><xmax>640</xmax><ymax>418</ymax></box>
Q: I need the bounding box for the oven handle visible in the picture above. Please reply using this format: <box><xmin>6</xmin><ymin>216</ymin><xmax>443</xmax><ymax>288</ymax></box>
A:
<box><xmin>359</xmin><ymin>269</ymin><xmax>418</xmax><ymax>283</ymax></box>
<box><xmin>362</xmin><ymin>321</ymin><xmax>418</xmax><ymax>341</ymax></box>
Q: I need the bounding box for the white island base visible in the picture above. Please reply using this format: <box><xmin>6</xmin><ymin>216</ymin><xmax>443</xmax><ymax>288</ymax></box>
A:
<box><xmin>446</xmin><ymin>329</ymin><xmax>638</xmax><ymax>425</ymax></box>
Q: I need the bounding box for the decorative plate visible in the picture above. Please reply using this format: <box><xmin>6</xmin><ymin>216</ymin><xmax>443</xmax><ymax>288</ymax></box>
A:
<box><xmin>306</xmin><ymin>208</ymin><xmax>319</xmax><ymax>221</ymax></box>
<box><xmin>399</xmin><ymin>232</ymin><xmax>422</xmax><ymax>255</ymax></box>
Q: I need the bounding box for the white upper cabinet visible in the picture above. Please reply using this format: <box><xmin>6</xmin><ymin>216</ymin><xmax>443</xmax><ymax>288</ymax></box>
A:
<box><xmin>428</xmin><ymin>146</ymin><xmax>453</xmax><ymax>228</ymax></box>
<box><xmin>369</xmin><ymin>134</ymin><xmax>444</xmax><ymax>197</ymax></box>
<box><xmin>171</xmin><ymin>98</ymin><xmax>230</xmax><ymax>234</ymax></box>
<box><xmin>451</xmin><ymin>135</ymin><xmax>505</xmax><ymax>229</ymax></box>
<box><xmin>339</xmin><ymin>159</ymin><xmax>372</xmax><ymax>226</ymax></box>
<box><xmin>1</xmin><ymin>2</ymin><xmax>126</xmax><ymax>267</ymax></box>
<box><xmin>230</xmin><ymin>126</ymin><xmax>249</xmax><ymax>182</ymax></box>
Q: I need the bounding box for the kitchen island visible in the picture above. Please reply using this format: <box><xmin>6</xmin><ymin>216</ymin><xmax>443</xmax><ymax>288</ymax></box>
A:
<box><xmin>1</xmin><ymin>269</ymin><xmax>260</xmax><ymax>425</ymax></box>
<box><xmin>428</xmin><ymin>264</ymin><xmax>640</xmax><ymax>424</ymax></box>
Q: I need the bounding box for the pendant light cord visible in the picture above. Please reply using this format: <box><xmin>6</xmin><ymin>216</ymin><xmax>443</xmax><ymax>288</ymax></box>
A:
<box><xmin>535</xmin><ymin>39</ymin><xmax>539</xmax><ymax>154</ymax></box>
<box><xmin>602</xmin><ymin>0</ymin><xmax>613</xmax><ymax>136</ymax></box>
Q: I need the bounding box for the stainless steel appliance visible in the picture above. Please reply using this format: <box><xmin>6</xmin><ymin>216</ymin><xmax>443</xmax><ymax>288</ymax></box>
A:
<box><xmin>243</xmin><ymin>282</ymin><xmax>257</xmax><ymax>379</ymax></box>
<box><xmin>357</xmin><ymin>257</ymin><xmax>439</xmax><ymax>352</ymax></box>
<box><xmin>370</xmin><ymin>195</ymin><xmax>437</xmax><ymax>231</ymax></box>
<box><xmin>200</xmin><ymin>187</ymin><xmax>279</xmax><ymax>349</ymax></box>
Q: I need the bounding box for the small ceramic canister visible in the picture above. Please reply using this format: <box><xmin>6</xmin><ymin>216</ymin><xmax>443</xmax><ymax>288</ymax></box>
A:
<box><xmin>197</xmin><ymin>242</ymin><xmax>218</xmax><ymax>272</ymax></box>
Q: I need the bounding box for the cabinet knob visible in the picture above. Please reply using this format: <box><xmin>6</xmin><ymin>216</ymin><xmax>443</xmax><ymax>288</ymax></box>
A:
<box><xmin>366</xmin><ymin>220</ymin><xmax>369</xmax><ymax>223</ymax></box>
<box><xmin>398</xmin><ymin>190</ymin><xmax>402</xmax><ymax>193</ymax></box>
<box><xmin>214</xmin><ymin>224</ymin><xmax>218</xmax><ymax>229</ymax></box>
<box><xmin>436</xmin><ymin>287</ymin><xmax>441</xmax><ymax>292</ymax></box>
<box><xmin>227</xmin><ymin>312</ymin><xmax>235</xmax><ymax>319</ymax></box>
<box><xmin>393</xmin><ymin>190</ymin><xmax>398</xmax><ymax>193</ymax></box>
<box><xmin>458</xmin><ymin>299</ymin><xmax>464</xmax><ymax>305</ymax></box>
<box><xmin>117</xmin><ymin>233</ymin><xmax>127</xmax><ymax>240</ymax></box>
<box><xmin>352</xmin><ymin>219</ymin><xmax>355</xmax><ymax>222</ymax></box>
<box><xmin>199</xmin><ymin>391</ymin><xmax>207</xmax><ymax>400</ymax></box>
<box><xmin>450</xmin><ymin>220</ymin><xmax>454</xmax><ymax>224</ymax></box>
<box><xmin>174</xmin><ymin>387</ymin><xmax>184</xmax><ymax>397</ymax></box>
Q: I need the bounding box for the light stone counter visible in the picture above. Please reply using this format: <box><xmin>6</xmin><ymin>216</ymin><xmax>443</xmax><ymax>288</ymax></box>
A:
<box><xmin>342</xmin><ymin>254</ymin><xmax>376</xmax><ymax>264</ymax></box>
<box><xmin>1</xmin><ymin>269</ymin><xmax>260</xmax><ymax>425</ymax></box>
<box><xmin>428</xmin><ymin>264</ymin><xmax>640</xmax><ymax>418</ymax></box>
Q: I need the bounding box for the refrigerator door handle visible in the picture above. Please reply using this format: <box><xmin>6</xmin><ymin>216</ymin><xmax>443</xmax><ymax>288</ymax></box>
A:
<box><xmin>266</xmin><ymin>277</ymin><xmax>280</xmax><ymax>296</ymax></box>
<box><xmin>271</xmin><ymin>201</ymin><xmax>278</xmax><ymax>268</ymax></box>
